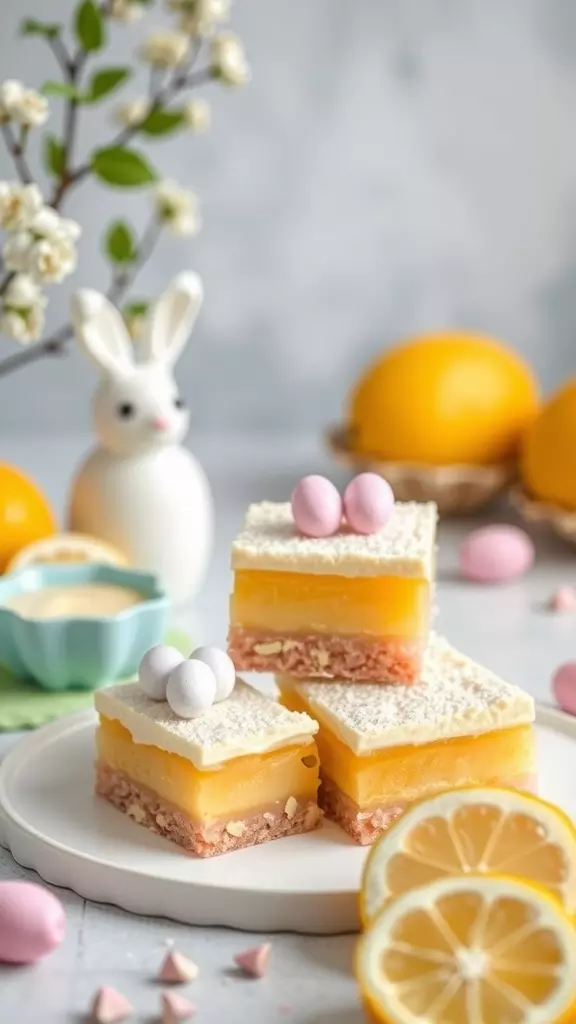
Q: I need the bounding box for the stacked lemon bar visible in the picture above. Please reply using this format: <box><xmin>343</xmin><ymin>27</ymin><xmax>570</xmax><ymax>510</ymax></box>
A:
<box><xmin>229</xmin><ymin>498</ymin><xmax>537</xmax><ymax>845</ymax></box>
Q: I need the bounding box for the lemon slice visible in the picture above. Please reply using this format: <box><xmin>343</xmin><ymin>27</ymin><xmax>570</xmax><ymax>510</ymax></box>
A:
<box><xmin>356</xmin><ymin>874</ymin><xmax>576</xmax><ymax>1024</ymax></box>
<box><xmin>7</xmin><ymin>532</ymin><xmax>129</xmax><ymax>572</ymax></box>
<box><xmin>361</xmin><ymin>786</ymin><xmax>576</xmax><ymax>926</ymax></box>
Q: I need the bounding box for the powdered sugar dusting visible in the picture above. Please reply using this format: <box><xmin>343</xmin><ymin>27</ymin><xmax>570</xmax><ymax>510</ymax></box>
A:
<box><xmin>96</xmin><ymin>680</ymin><xmax>318</xmax><ymax>769</ymax></box>
<box><xmin>231</xmin><ymin>501</ymin><xmax>437</xmax><ymax>578</ymax></box>
<box><xmin>283</xmin><ymin>634</ymin><xmax>534</xmax><ymax>754</ymax></box>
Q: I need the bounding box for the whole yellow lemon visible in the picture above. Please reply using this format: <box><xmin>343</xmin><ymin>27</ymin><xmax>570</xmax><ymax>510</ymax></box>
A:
<box><xmin>348</xmin><ymin>331</ymin><xmax>540</xmax><ymax>466</ymax></box>
<box><xmin>521</xmin><ymin>379</ymin><xmax>576</xmax><ymax>509</ymax></box>
<box><xmin>0</xmin><ymin>464</ymin><xmax>56</xmax><ymax>573</ymax></box>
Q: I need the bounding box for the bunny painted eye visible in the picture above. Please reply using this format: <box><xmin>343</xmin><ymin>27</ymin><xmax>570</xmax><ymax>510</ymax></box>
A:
<box><xmin>118</xmin><ymin>402</ymin><xmax>135</xmax><ymax>419</ymax></box>
<box><xmin>174</xmin><ymin>397</ymin><xmax>185</xmax><ymax>410</ymax></box>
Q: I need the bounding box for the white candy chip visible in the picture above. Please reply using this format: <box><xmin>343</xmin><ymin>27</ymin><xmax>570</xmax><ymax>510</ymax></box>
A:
<box><xmin>191</xmin><ymin>645</ymin><xmax>236</xmax><ymax>702</ymax></box>
<box><xmin>139</xmin><ymin>645</ymin><xmax>185</xmax><ymax>701</ymax></box>
<box><xmin>166</xmin><ymin>659</ymin><xmax>217</xmax><ymax>719</ymax></box>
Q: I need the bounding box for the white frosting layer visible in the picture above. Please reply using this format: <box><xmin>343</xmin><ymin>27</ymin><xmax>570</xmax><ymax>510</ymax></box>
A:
<box><xmin>231</xmin><ymin>500</ymin><xmax>437</xmax><ymax>579</ymax></box>
<box><xmin>96</xmin><ymin>679</ymin><xmax>318</xmax><ymax>769</ymax></box>
<box><xmin>278</xmin><ymin>634</ymin><xmax>535</xmax><ymax>754</ymax></box>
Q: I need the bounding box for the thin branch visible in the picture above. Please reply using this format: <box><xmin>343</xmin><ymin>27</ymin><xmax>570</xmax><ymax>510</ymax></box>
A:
<box><xmin>50</xmin><ymin>54</ymin><xmax>87</xmax><ymax>209</ymax></box>
<box><xmin>0</xmin><ymin>220</ymin><xmax>162</xmax><ymax>379</ymax></box>
<box><xmin>48</xmin><ymin>34</ymin><xmax>72</xmax><ymax>75</ymax></box>
<box><xmin>0</xmin><ymin>122</ymin><xmax>35</xmax><ymax>185</ymax></box>
<box><xmin>0</xmin><ymin>272</ymin><xmax>15</xmax><ymax>299</ymax></box>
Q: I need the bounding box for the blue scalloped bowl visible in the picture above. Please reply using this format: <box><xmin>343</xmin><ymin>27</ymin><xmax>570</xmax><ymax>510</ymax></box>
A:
<box><xmin>0</xmin><ymin>563</ymin><xmax>169</xmax><ymax>692</ymax></box>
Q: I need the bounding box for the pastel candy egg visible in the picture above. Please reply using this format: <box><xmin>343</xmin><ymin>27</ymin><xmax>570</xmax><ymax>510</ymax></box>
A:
<box><xmin>191</xmin><ymin>645</ymin><xmax>236</xmax><ymax>702</ymax></box>
<box><xmin>291</xmin><ymin>476</ymin><xmax>342</xmax><ymax>538</ymax></box>
<box><xmin>343</xmin><ymin>473</ymin><xmax>394</xmax><ymax>534</ymax></box>
<box><xmin>552</xmin><ymin>663</ymin><xmax>576</xmax><ymax>716</ymax></box>
<box><xmin>459</xmin><ymin>525</ymin><xmax>534</xmax><ymax>583</ymax></box>
<box><xmin>139</xmin><ymin>645</ymin><xmax>185</xmax><ymax>701</ymax></box>
<box><xmin>0</xmin><ymin>882</ymin><xmax>65</xmax><ymax>964</ymax></box>
<box><xmin>166</xmin><ymin>659</ymin><xmax>217</xmax><ymax>719</ymax></box>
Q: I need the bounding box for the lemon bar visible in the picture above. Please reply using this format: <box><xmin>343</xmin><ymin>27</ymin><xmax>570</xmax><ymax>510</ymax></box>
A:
<box><xmin>95</xmin><ymin>679</ymin><xmax>320</xmax><ymax>858</ymax></box>
<box><xmin>229</xmin><ymin>500</ymin><xmax>437</xmax><ymax>684</ymax></box>
<box><xmin>278</xmin><ymin>635</ymin><xmax>536</xmax><ymax>845</ymax></box>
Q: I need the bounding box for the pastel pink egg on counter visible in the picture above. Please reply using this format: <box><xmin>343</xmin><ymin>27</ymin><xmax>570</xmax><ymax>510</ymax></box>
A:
<box><xmin>291</xmin><ymin>476</ymin><xmax>342</xmax><ymax>538</ymax></box>
<box><xmin>552</xmin><ymin>663</ymin><xmax>576</xmax><ymax>717</ymax></box>
<box><xmin>459</xmin><ymin>525</ymin><xmax>534</xmax><ymax>583</ymax></box>
<box><xmin>0</xmin><ymin>882</ymin><xmax>65</xmax><ymax>963</ymax></box>
<box><xmin>343</xmin><ymin>473</ymin><xmax>394</xmax><ymax>534</ymax></box>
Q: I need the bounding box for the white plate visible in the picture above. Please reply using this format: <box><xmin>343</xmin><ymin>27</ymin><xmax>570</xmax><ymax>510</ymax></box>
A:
<box><xmin>0</xmin><ymin>707</ymin><xmax>575</xmax><ymax>934</ymax></box>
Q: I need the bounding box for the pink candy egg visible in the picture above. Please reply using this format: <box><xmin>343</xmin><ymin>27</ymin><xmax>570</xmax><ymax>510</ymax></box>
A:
<box><xmin>552</xmin><ymin>663</ymin><xmax>576</xmax><ymax>716</ymax></box>
<box><xmin>459</xmin><ymin>525</ymin><xmax>534</xmax><ymax>583</ymax></box>
<box><xmin>0</xmin><ymin>882</ymin><xmax>65</xmax><ymax>963</ymax></box>
<box><xmin>343</xmin><ymin>473</ymin><xmax>394</xmax><ymax>535</ymax></box>
<box><xmin>291</xmin><ymin>476</ymin><xmax>343</xmax><ymax>538</ymax></box>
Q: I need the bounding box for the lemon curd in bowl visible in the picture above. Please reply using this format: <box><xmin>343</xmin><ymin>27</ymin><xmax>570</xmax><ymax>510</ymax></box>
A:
<box><xmin>0</xmin><ymin>563</ymin><xmax>168</xmax><ymax>691</ymax></box>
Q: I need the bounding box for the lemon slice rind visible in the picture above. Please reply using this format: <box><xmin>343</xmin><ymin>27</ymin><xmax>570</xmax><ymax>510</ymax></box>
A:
<box><xmin>6</xmin><ymin>532</ymin><xmax>129</xmax><ymax>572</ymax></box>
<box><xmin>360</xmin><ymin>785</ymin><xmax>576</xmax><ymax>926</ymax></box>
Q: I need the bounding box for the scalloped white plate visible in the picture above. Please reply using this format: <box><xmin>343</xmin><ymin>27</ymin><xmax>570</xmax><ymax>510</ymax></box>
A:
<box><xmin>0</xmin><ymin>706</ymin><xmax>575</xmax><ymax>934</ymax></box>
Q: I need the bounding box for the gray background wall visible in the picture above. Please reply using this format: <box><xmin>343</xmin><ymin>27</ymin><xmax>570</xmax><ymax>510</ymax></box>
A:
<box><xmin>0</xmin><ymin>0</ymin><xmax>575</xmax><ymax>434</ymax></box>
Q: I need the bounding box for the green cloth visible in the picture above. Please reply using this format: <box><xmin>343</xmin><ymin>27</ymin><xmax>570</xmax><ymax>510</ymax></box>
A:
<box><xmin>0</xmin><ymin>628</ymin><xmax>191</xmax><ymax>732</ymax></box>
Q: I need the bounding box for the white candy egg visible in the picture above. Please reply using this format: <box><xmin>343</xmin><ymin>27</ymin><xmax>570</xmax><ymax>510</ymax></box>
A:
<box><xmin>191</xmin><ymin>645</ymin><xmax>236</xmax><ymax>702</ymax></box>
<box><xmin>139</xmin><ymin>645</ymin><xmax>185</xmax><ymax>701</ymax></box>
<box><xmin>166</xmin><ymin>659</ymin><xmax>217</xmax><ymax>719</ymax></box>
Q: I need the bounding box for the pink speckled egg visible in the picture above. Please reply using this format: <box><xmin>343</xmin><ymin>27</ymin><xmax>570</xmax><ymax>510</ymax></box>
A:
<box><xmin>459</xmin><ymin>524</ymin><xmax>534</xmax><ymax>583</ymax></box>
<box><xmin>343</xmin><ymin>473</ymin><xmax>394</xmax><ymax>534</ymax></box>
<box><xmin>552</xmin><ymin>662</ymin><xmax>576</xmax><ymax>716</ymax></box>
<box><xmin>291</xmin><ymin>476</ymin><xmax>343</xmax><ymax>538</ymax></box>
<box><xmin>0</xmin><ymin>882</ymin><xmax>65</xmax><ymax>963</ymax></box>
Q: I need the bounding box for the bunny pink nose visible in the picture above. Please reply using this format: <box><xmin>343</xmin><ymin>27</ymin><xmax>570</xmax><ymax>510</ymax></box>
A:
<box><xmin>152</xmin><ymin>417</ymin><xmax>169</xmax><ymax>431</ymax></box>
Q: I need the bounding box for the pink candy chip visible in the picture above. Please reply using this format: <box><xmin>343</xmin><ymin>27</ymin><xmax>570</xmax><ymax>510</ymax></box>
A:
<box><xmin>90</xmin><ymin>986</ymin><xmax>133</xmax><ymax>1023</ymax></box>
<box><xmin>549</xmin><ymin>586</ymin><xmax>576</xmax><ymax>612</ymax></box>
<box><xmin>0</xmin><ymin>882</ymin><xmax>66</xmax><ymax>964</ymax></box>
<box><xmin>234</xmin><ymin>942</ymin><xmax>271</xmax><ymax>978</ymax></box>
<box><xmin>161</xmin><ymin>991</ymin><xmax>196</xmax><ymax>1023</ymax></box>
<box><xmin>343</xmin><ymin>473</ymin><xmax>394</xmax><ymax>535</ymax></box>
<box><xmin>552</xmin><ymin>663</ymin><xmax>576</xmax><ymax>716</ymax></box>
<box><xmin>459</xmin><ymin>525</ymin><xmax>534</xmax><ymax>584</ymax></box>
<box><xmin>291</xmin><ymin>476</ymin><xmax>342</xmax><ymax>538</ymax></box>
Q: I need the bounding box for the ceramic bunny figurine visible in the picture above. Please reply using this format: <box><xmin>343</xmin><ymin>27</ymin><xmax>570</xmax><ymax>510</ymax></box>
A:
<box><xmin>67</xmin><ymin>272</ymin><xmax>213</xmax><ymax>606</ymax></box>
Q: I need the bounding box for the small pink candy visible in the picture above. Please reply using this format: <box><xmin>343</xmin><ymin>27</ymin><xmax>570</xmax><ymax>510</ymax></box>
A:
<box><xmin>0</xmin><ymin>881</ymin><xmax>66</xmax><ymax>964</ymax></box>
<box><xmin>158</xmin><ymin>950</ymin><xmax>199</xmax><ymax>983</ymax></box>
<box><xmin>161</xmin><ymin>991</ymin><xmax>196</xmax><ymax>1023</ymax></box>
<box><xmin>549</xmin><ymin>586</ymin><xmax>576</xmax><ymax>612</ymax></box>
<box><xmin>459</xmin><ymin>525</ymin><xmax>534</xmax><ymax>584</ymax></box>
<box><xmin>90</xmin><ymin>986</ymin><xmax>133</xmax><ymax>1023</ymax></box>
<box><xmin>291</xmin><ymin>476</ymin><xmax>342</xmax><ymax>538</ymax></box>
<box><xmin>343</xmin><ymin>473</ymin><xmax>394</xmax><ymax>535</ymax></box>
<box><xmin>552</xmin><ymin>663</ymin><xmax>576</xmax><ymax>716</ymax></box>
<box><xmin>234</xmin><ymin>942</ymin><xmax>271</xmax><ymax>978</ymax></box>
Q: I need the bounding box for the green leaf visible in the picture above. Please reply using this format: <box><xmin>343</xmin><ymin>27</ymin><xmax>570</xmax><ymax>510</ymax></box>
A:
<box><xmin>41</xmin><ymin>81</ymin><xmax>83</xmax><ymax>100</ymax></box>
<box><xmin>85</xmin><ymin>67</ymin><xmax>131</xmax><ymax>104</ymax></box>
<box><xmin>74</xmin><ymin>0</ymin><xmax>104</xmax><ymax>53</ymax></box>
<box><xmin>20</xmin><ymin>18</ymin><xmax>61</xmax><ymax>39</ymax></box>
<box><xmin>91</xmin><ymin>146</ymin><xmax>157</xmax><ymax>188</ymax></box>
<box><xmin>105</xmin><ymin>220</ymin><xmax>136</xmax><ymax>264</ymax></box>
<box><xmin>43</xmin><ymin>134</ymin><xmax>66</xmax><ymax>177</ymax></box>
<box><xmin>139</xmin><ymin>108</ymin><xmax>186</xmax><ymax>137</ymax></box>
<box><xmin>124</xmin><ymin>300</ymin><xmax>149</xmax><ymax>318</ymax></box>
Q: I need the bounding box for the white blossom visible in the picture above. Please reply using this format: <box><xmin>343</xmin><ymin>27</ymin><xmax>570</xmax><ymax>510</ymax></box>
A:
<box><xmin>3</xmin><ymin>207</ymin><xmax>81</xmax><ymax>283</ymax></box>
<box><xmin>0</xmin><ymin>80</ymin><xmax>24</xmax><ymax>123</ymax></box>
<box><xmin>139</xmin><ymin>30</ymin><xmax>190</xmax><ymax>68</ymax></box>
<box><xmin>183</xmin><ymin>98</ymin><xmax>211</xmax><ymax>132</ymax></box>
<box><xmin>210</xmin><ymin>34</ymin><xmax>250</xmax><ymax>86</ymax></box>
<box><xmin>0</xmin><ymin>182</ymin><xmax>43</xmax><ymax>232</ymax></box>
<box><xmin>172</xmin><ymin>0</ymin><xmax>230</xmax><ymax>36</ymax></box>
<box><xmin>11</xmin><ymin>87</ymin><xmax>49</xmax><ymax>128</ymax></box>
<box><xmin>1</xmin><ymin>272</ymin><xmax>47</xmax><ymax>343</ymax></box>
<box><xmin>114</xmin><ymin>98</ymin><xmax>150</xmax><ymax>128</ymax></box>
<box><xmin>109</xmin><ymin>0</ymin><xmax>145</xmax><ymax>21</ymax></box>
<box><xmin>154</xmin><ymin>181</ymin><xmax>201</xmax><ymax>237</ymax></box>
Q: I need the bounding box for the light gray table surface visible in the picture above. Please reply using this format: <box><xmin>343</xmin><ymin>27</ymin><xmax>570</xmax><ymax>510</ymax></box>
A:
<box><xmin>0</xmin><ymin>431</ymin><xmax>575</xmax><ymax>1023</ymax></box>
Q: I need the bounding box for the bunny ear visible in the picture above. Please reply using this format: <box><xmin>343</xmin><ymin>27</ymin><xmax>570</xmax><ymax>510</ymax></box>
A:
<box><xmin>70</xmin><ymin>289</ymin><xmax>133</xmax><ymax>376</ymax></box>
<box><xmin>141</xmin><ymin>271</ymin><xmax>204</xmax><ymax>366</ymax></box>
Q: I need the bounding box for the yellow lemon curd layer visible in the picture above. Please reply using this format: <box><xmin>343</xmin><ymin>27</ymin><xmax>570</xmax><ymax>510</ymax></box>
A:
<box><xmin>280</xmin><ymin>691</ymin><xmax>535</xmax><ymax>809</ymax></box>
<box><xmin>231</xmin><ymin>569</ymin><xmax>429</xmax><ymax>637</ymax></box>
<box><xmin>97</xmin><ymin>716</ymin><xmax>319</xmax><ymax>822</ymax></box>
